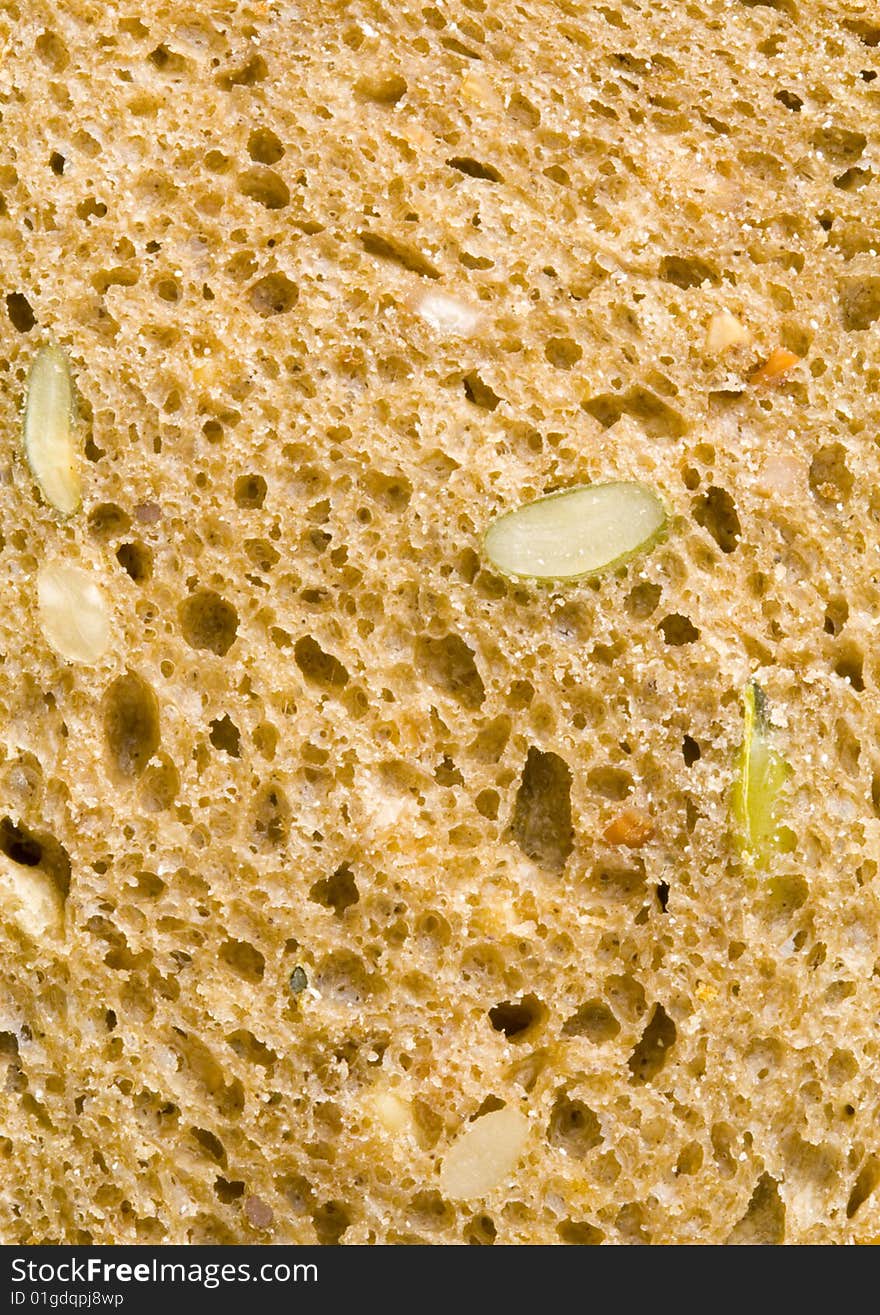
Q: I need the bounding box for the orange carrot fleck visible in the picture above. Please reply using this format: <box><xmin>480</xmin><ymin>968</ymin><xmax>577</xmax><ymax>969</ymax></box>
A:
<box><xmin>749</xmin><ymin>347</ymin><xmax>800</xmax><ymax>385</ymax></box>
<box><xmin>603</xmin><ymin>808</ymin><xmax>656</xmax><ymax>848</ymax></box>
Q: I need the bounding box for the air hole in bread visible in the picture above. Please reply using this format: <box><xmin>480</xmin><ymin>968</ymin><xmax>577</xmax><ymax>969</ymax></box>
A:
<box><xmin>847</xmin><ymin>1157</ymin><xmax>880</xmax><ymax>1218</ymax></box>
<box><xmin>315</xmin><ymin>951</ymin><xmax>379</xmax><ymax>1005</ymax></box>
<box><xmin>587</xmin><ymin>766</ymin><xmax>633</xmax><ymax>800</ymax></box>
<box><xmin>134</xmin><ymin>871</ymin><xmax>165</xmax><ymax>898</ymax></box>
<box><xmin>440</xmin><ymin>35</ymin><xmax>481</xmax><ymax>58</ymax></box>
<box><xmin>214</xmin><ymin>1177</ymin><xmax>245</xmax><ymax>1203</ymax></box>
<box><xmin>809</xmin><ymin>442</ymin><xmax>853</xmax><ymax>503</ymax></box>
<box><xmin>35</xmin><ymin>30</ymin><xmax>69</xmax><ymax>71</ymax></box>
<box><xmin>508</xmin><ymin>91</ymin><xmax>540</xmax><ymax>127</ymax></box>
<box><xmin>0</xmin><ymin>818</ymin><xmax>43</xmax><ymax>868</ymax></box>
<box><xmin>187</xmin><ymin>1215</ymin><xmax>236</xmax><ymax>1245</ymax></box>
<box><xmin>247</xmin><ymin>127</ymin><xmax>284</xmax><ymax>164</ymax></box>
<box><xmin>603</xmin><ymin>974</ymin><xmax>646</xmax><ymax>1022</ymax></box>
<box><xmin>557</xmin><ymin>1220</ymin><xmax>604</xmax><ymax>1244</ymax></box>
<box><xmin>543</xmin><ymin>164</ymin><xmax>570</xmax><ymax>185</ymax></box>
<box><xmin>829</xmin><ymin>1049</ymin><xmax>858</xmax><ymax>1086</ymax></box>
<box><xmin>505</xmin><ymin>1049</ymin><xmax>547</xmax><ymax>1094</ymax></box>
<box><xmin>583</xmin><ymin>388</ymin><xmax>686</xmax><ymax>438</ymax></box>
<box><xmin>251</xmin><ymin>782</ymin><xmax>290</xmax><ymax>848</ymax></box>
<box><xmin>829</xmin><ymin>221</ymin><xmax>879</xmax><ymax>260</ymax></box>
<box><xmin>833</xmin><ymin>643</ymin><xmax>865</xmax><ymax>691</ymax></box>
<box><xmin>435</xmin><ymin>755</ymin><xmax>463</xmax><ymax>788</ymax></box>
<box><xmin>544</xmin><ymin>336</ymin><xmax>582</xmax><ymax>369</ymax></box>
<box><xmin>547</xmin><ymin>1092</ymin><xmax>602</xmax><ymax>1156</ymax></box>
<box><xmin>354</xmin><ymin>71</ymin><xmax>408</xmax><ymax>104</ymax></box>
<box><xmin>216</xmin><ymin>54</ymin><xmax>268</xmax><ymax>89</ymax></box>
<box><xmin>845</xmin><ymin>17</ymin><xmax>880</xmax><ymax>46</ymax></box>
<box><xmin>775</xmin><ymin>88</ymin><xmax>802</xmax><ymax>111</ymax></box>
<box><xmin>763</xmin><ymin>875</ymin><xmax>808</xmax><ymax>923</ymax></box>
<box><xmin>208</xmin><ymin>715</ymin><xmax>241</xmax><ymax>758</ymax></box>
<box><xmin>234</xmin><ymin>474</ymin><xmax>267</xmax><ymax>509</ymax></box>
<box><xmin>834</xmin><ymin>166</ymin><xmax>872</xmax><ymax>191</ymax></box>
<box><xmin>6</xmin><ymin>293</ymin><xmax>35</xmax><ymax>333</ymax></box>
<box><xmin>416</xmin><ymin>910</ymin><xmax>451</xmax><ymax>952</ymax></box>
<box><xmin>510</xmin><ymin>748</ymin><xmax>573</xmax><ymax>871</ymax></box>
<box><xmin>179</xmin><ymin>590</ymin><xmax>239</xmax><ymax>656</ymax></box>
<box><xmin>658</xmin><ymin>613</ymin><xmax>700</xmax><ymax>645</ymax></box>
<box><xmin>675</xmin><ymin>1142</ymin><xmax>703</xmax><ymax>1176</ymax></box>
<box><xmin>869</xmin><ymin>772</ymin><xmax>880</xmax><ymax>820</ymax></box>
<box><xmin>192</xmin><ymin>1128</ymin><xmax>227</xmax><ymax>1166</ymax></box>
<box><xmin>310</xmin><ymin>863</ymin><xmax>359</xmax><ymax>917</ymax></box>
<box><xmin>139</xmin><ymin>756</ymin><xmax>179</xmax><ymax>812</ymax></box>
<box><xmin>461</xmin><ymin>941</ymin><xmax>505</xmax><ymax>984</ymax></box>
<box><xmin>824</xmin><ymin>596</ymin><xmax>849</xmax><ymax>635</ymax></box>
<box><xmin>839</xmin><ymin>276</ymin><xmax>880</xmax><ymax>330</ymax></box>
<box><xmin>0</xmin><ymin>817</ymin><xmax>70</xmax><ymax>898</ymax></box>
<box><xmin>593</xmin><ymin>859</ymin><xmax>647</xmax><ymax>901</ymax></box>
<box><xmin>148</xmin><ymin>44</ymin><xmax>187</xmax><ymax>75</ymax></box>
<box><xmin>227</xmin><ymin>250</ymin><xmax>258</xmax><ymax>282</ymax></box>
<box><xmin>226</xmin><ymin>1029</ymin><xmax>277</xmax><ymax>1068</ymax></box>
<box><xmin>628</xmin><ymin>1004</ymin><xmax>676</xmax><ymax>1084</ymax></box>
<box><xmin>294</xmin><ymin>636</ymin><xmax>349</xmax><ymax>689</ymax></box>
<box><xmin>247</xmin><ymin>272</ymin><xmax>298</xmax><ymax>316</ymax></box>
<box><xmin>93</xmin><ymin>265</ymin><xmax>139</xmax><ymax>293</ymax></box>
<box><xmin>358</xmin><ymin>231</ymin><xmax>440</xmax><ymax>279</ymax></box>
<box><xmin>89</xmin><ymin>503</ymin><xmax>132</xmax><ymax>540</ymax></box>
<box><xmin>362</xmin><ymin>469</ymin><xmax>412</xmax><ymax>512</ymax></box>
<box><xmin>474</xmin><ymin>788</ymin><xmax>499</xmax><ymax>819</ymax></box>
<box><xmin>278</xmin><ymin>1173</ymin><xmax>314</xmax><ymax>1217</ymax></box>
<box><xmin>408</xmin><ymin>1190</ymin><xmax>454</xmax><ymax>1233</ymax></box>
<box><xmin>726</xmin><ymin>1173</ymin><xmax>786</xmax><ymax>1243</ymax></box>
<box><xmin>658</xmin><ymin>254</ymin><xmax>719</xmax><ymax>289</ymax></box>
<box><xmin>562</xmin><ymin>1000</ymin><xmax>620</xmax><ymax>1042</ymax></box>
<box><xmin>692</xmin><ymin>486</ymin><xmax>741</xmax><ymax>553</ymax></box>
<box><xmin>616</xmin><ymin>1203</ymin><xmax>651</xmax><ymax>1242</ymax></box>
<box><xmin>154</xmin><ymin>277</ymin><xmax>179</xmax><ymax>302</ymax></box>
<box><xmin>464</xmin><ymin>1213</ymin><xmax>497</xmax><ymax>1244</ymax></box>
<box><xmin>626</xmin><ymin>581</ymin><xmax>661</xmax><ymax>619</ymax></box>
<box><xmin>682</xmin><ymin>735</ymin><xmax>701</xmax><ymax>766</ymax></box>
<box><xmin>171</xmin><ymin>1032</ymin><xmax>245</xmax><ymax>1117</ymax></box>
<box><xmin>237</xmin><ymin>167</ymin><xmax>290</xmax><ymax>210</ymax></box>
<box><xmin>202</xmin><ymin>419</ymin><xmax>224</xmax><ymax>443</ymax></box>
<box><xmin>416</xmin><ymin>633</ymin><xmax>484</xmax><ymax>708</ymax></box>
<box><xmin>488</xmin><ymin>993</ymin><xmax>546</xmax><ymax>1041</ymax></box>
<box><xmin>811</xmin><ymin>125</ymin><xmax>866</xmax><ymax>164</ymax></box>
<box><xmin>459</xmin><ymin>250</ymin><xmax>493</xmax><ymax>270</ymax></box>
<box><xmin>245</xmin><ymin>538</ymin><xmax>279</xmax><ymax>573</ymax></box>
<box><xmin>219</xmin><ymin>939</ymin><xmax>265</xmax><ymax>983</ymax></box>
<box><xmin>103</xmin><ymin>672</ymin><xmax>161</xmax><ymax>780</ymax></box>
<box><xmin>710</xmin><ymin>1121</ymin><xmax>740</xmax><ymax>1177</ymax></box>
<box><xmin>116</xmin><ymin>541</ymin><xmax>153</xmax><ymax>583</ymax></box>
<box><xmin>462</xmin><ymin>371</ymin><xmax>502</xmax><ymax>411</ymax></box>
<box><xmin>835</xmin><ymin>721</ymin><xmax>861</xmax><ymax>776</ymax></box>
<box><xmin>446</xmin><ymin>156</ymin><xmax>503</xmax><ymax>182</ymax></box>
<box><xmin>312</xmin><ymin>1201</ymin><xmax>350</xmax><ymax>1245</ymax></box>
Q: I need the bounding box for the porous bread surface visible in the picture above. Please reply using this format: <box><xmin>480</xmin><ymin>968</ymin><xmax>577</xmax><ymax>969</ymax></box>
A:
<box><xmin>1</xmin><ymin>0</ymin><xmax>880</xmax><ymax>1246</ymax></box>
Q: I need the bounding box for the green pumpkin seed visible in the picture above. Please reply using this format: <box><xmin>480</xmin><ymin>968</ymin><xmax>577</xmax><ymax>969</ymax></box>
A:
<box><xmin>24</xmin><ymin>344</ymin><xmax>81</xmax><ymax>516</ymax></box>
<box><xmin>731</xmin><ymin>681</ymin><xmax>796</xmax><ymax>868</ymax></box>
<box><xmin>483</xmin><ymin>481</ymin><xmax>667</xmax><ymax>582</ymax></box>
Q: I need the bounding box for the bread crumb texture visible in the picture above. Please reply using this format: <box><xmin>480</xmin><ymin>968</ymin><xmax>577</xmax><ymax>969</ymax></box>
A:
<box><xmin>0</xmin><ymin>0</ymin><xmax>879</xmax><ymax>1246</ymax></box>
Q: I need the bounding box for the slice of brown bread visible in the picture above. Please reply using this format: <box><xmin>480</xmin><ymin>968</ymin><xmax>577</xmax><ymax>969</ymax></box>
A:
<box><xmin>1</xmin><ymin>0</ymin><xmax>879</xmax><ymax>1245</ymax></box>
